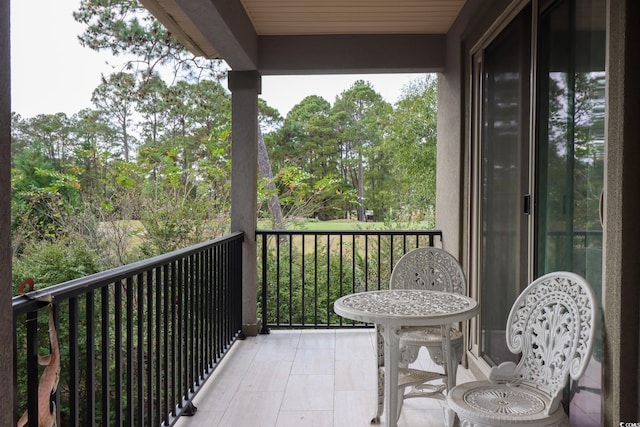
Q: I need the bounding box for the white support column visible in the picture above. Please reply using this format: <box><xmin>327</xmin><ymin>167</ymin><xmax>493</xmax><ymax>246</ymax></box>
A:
<box><xmin>228</xmin><ymin>70</ymin><xmax>261</xmax><ymax>337</ymax></box>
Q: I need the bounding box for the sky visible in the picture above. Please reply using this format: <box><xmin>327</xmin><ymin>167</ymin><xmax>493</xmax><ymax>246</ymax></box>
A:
<box><xmin>10</xmin><ymin>1</ymin><xmax>424</xmax><ymax>119</ymax></box>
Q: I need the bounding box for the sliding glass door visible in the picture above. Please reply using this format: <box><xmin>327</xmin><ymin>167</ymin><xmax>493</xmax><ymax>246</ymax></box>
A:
<box><xmin>477</xmin><ymin>4</ymin><xmax>531</xmax><ymax>367</ymax></box>
<box><xmin>536</xmin><ymin>0</ymin><xmax>605</xmax><ymax>425</ymax></box>
<box><xmin>472</xmin><ymin>1</ymin><xmax>605</xmax><ymax>422</ymax></box>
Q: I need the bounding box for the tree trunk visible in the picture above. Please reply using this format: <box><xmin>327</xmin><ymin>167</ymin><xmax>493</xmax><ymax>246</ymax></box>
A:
<box><xmin>257</xmin><ymin>127</ymin><xmax>285</xmax><ymax>229</ymax></box>
<box><xmin>357</xmin><ymin>155</ymin><xmax>365</xmax><ymax>221</ymax></box>
<box><xmin>122</xmin><ymin>119</ymin><xmax>129</xmax><ymax>162</ymax></box>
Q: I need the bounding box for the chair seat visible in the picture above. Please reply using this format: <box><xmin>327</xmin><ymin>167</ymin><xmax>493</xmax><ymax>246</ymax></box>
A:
<box><xmin>399</xmin><ymin>327</ymin><xmax>464</xmax><ymax>366</ymax></box>
<box><xmin>398</xmin><ymin>367</ymin><xmax>444</xmax><ymax>389</ymax></box>
<box><xmin>400</xmin><ymin>326</ymin><xmax>463</xmax><ymax>345</ymax></box>
<box><xmin>447</xmin><ymin>381</ymin><xmax>569</xmax><ymax>426</ymax></box>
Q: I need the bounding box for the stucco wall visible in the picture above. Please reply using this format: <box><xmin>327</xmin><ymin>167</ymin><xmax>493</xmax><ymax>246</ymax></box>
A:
<box><xmin>0</xmin><ymin>0</ymin><xmax>12</xmax><ymax>422</ymax></box>
<box><xmin>604</xmin><ymin>0</ymin><xmax>640</xmax><ymax>423</ymax></box>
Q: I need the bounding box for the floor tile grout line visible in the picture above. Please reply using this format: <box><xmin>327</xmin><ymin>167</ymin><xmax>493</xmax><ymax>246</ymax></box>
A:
<box><xmin>275</xmin><ymin>331</ymin><xmax>299</xmax><ymax>426</ymax></box>
<box><xmin>175</xmin><ymin>329</ymin><xmax>474</xmax><ymax>427</ymax></box>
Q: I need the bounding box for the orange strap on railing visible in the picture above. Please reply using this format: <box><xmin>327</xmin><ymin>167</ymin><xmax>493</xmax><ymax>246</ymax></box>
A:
<box><xmin>17</xmin><ymin>277</ymin><xmax>34</xmax><ymax>295</ymax></box>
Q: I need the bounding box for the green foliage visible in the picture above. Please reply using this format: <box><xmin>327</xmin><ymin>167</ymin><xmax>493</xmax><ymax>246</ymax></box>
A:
<box><xmin>267</xmin><ymin>165</ymin><xmax>355</xmax><ymax>221</ymax></box>
<box><xmin>331</xmin><ymin>81</ymin><xmax>393</xmax><ymax>221</ymax></box>
<box><xmin>265</xmin><ymin>95</ymin><xmax>352</xmax><ymax>221</ymax></box>
<box><xmin>72</xmin><ymin>108</ymin><xmax>117</xmax><ymax>193</ymax></box>
<box><xmin>11</xmin><ymin>152</ymin><xmax>82</xmax><ymax>250</ymax></box>
<box><xmin>91</xmin><ymin>72</ymin><xmax>138</xmax><ymax>161</ymax></box>
<box><xmin>272</xmin><ymin>95</ymin><xmax>336</xmax><ymax>175</ymax></box>
<box><xmin>383</xmin><ymin>74</ymin><xmax>438</xmax><ymax>222</ymax></box>
<box><xmin>259</xmin><ymin>98</ymin><xmax>284</xmax><ymax>132</ymax></box>
<box><xmin>11</xmin><ymin>0</ymin><xmax>442</xmax><ymax>284</ymax></box>
<box><xmin>258</xmin><ymin>232</ymin><xmax>433</xmax><ymax>327</ymax></box>
<box><xmin>73</xmin><ymin>0</ymin><xmax>224</xmax><ymax>80</ymax></box>
<box><xmin>259</xmin><ymin>240</ymin><xmax>362</xmax><ymax>326</ymax></box>
<box><xmin>137</xmin><ymin>135</ymin><xmax>231</xmax><ymax>256</ymax></box>
<box><xmin>12</xmin><ymin>70</ymin><xmax>235</xmax><ymax>267</ymax></box>
<box><xmin>13</xmin><ymin>239</ymin><xmax>99</xmax><ymax>291</ymax></box>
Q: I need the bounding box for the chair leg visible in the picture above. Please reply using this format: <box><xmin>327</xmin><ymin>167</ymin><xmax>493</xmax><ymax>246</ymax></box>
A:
<box><xmin>450</xmin><ymin>345</ymin><xmax>466</xmax><ymax>392</ymax></box>
<box><xmin>371</xmin><ymin>326</ymin><xmax>384</xmax><ymax>423</ymax></box>
<box><xmin>442</xmin><ymin>406</ymin><xmax>456</xmax><ymax>427</ymax></box>
<box><xmin>371</xmin><ymin>366</ymin><xmax>384</xmax><ymax>423</ymax></box>
<box><xmin>447</xmin><ymin>359</ymin><xmax>459</xmax><ymax>393</ymax></box>
<box><xmin>396</xmin><ymin>387</ymin><xmax>405</xmax><ymax>421</ymax></box>
<box><xmin>372</xmin><ymin>368</ymin><xmax>406</xmax><ymax>424</ymax></box>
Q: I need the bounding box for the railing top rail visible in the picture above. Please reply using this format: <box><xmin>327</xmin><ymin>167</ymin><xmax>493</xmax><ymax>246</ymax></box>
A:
<box><xmin>256</xmin><ymin>229</ymin><xmax>443</xmax><ymax>237</ymax></box>
<box><xmin>12</xmin><ymin>231</ymin><xmax>244</xmax><ymax>315</ymax></box>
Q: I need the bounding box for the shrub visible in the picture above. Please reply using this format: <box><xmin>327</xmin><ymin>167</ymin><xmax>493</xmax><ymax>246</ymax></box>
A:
<box><xmin>13</xmin><ymin>238</ymin><xmax>100</xmax><ymax>291</ymax></box>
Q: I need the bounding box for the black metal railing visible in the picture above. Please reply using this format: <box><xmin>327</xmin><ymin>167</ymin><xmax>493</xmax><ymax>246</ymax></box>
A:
<box><xmin>257</xmin><ymin>230</ymin><xmax>443</xmax><ymax>331</ymax></box>
<box><xmin>12</xmin><ymin>232</ymin><xmax>243</xmax><ymax>427</ymax></box>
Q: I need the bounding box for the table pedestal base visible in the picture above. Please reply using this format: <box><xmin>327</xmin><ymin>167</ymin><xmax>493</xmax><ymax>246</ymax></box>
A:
<box><xmin>371</xmin><ymin>325</ymin><xmax>457</xmax><ymax>427</ymax></box>
<box><xmin>372</xmin><ymin>324</ymin><xmax>459</xmax><ymax>427</ymax></box>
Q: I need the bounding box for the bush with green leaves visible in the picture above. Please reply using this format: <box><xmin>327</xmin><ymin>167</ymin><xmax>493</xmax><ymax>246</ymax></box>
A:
<box><xmin>258</xmin><ymin>233</ymin><xmax>424</xmax><ymax>327</ymax></box>
<box><xmin>13</xmin><ymin>239</ymin><xmax>100</xmax><ymax>291</ymax></box>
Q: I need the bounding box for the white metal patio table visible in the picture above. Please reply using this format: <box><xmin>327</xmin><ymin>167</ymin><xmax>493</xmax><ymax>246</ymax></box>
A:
<box><xmin>334</xmin><ymin>289</ymin><xmax>479</xmax><ymax>427</ymax></box>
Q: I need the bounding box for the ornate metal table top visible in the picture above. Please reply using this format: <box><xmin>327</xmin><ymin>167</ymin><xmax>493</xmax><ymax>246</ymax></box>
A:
<box><xmin>334</xmin><ymin>289</ymin><xmax>479</xmax><ymax>327</ymax></box>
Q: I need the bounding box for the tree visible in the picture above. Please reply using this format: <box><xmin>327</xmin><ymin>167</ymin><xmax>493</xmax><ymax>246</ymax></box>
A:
<box><xmin>91</xmin><ymin>72</ymin><xmax>138</xmax><ymax>162</ymax></box>
<box><xmin>71</xmin><ymin>108</ymin><xmax>117</xmax><ymax>200</ymax></box>
<box><xmin>10</xmin><ymin>0</ymin><xmax>241</xmax><ymax>278</ymax></box>
<box><xmin>73</xmin><ymin>0</ymin><xmax>224</xmax><ymax>82</ymax></box>
<box><xmin>258</xmin><ymin>126</ymin><xmax>285</xmax><ymax>228</ymax></box>
<box><xmin>272</xmin><ymin>96</ymin><xmax>337</xmax><ymax>177</ymax></box>
<box><xmin>332</xmin><ymin>81</ymin><xmax>392</xmax><ymax>221</ymax></box>
<box><xmin>134</xmin><ymin>80</ymin><xmax>233</xmax><ymax>255</ymax></box>
<box><xmin>136</xmin><ymin>74</ymin><xmax>169</xmax><ymax>147</ymax></box>
<box><xmin>258</xmin><ymin>98</ymin><xmax>283</xmax><ymax>132</ymax></box>
<box><xmin>265</xmin><ymin>95</ymin><xmax>353</xmax><ymax>220</ymax></box>
<box><xmin>383</xmin><ymin>75</ymin><xmax>438</xmax><ymax>222</ymax></box>
<box><xmin>12</xmin><ymin>113</ymin><xmax>73</xmax><ymax>167</ymax></box>
<box><xmin>10</xmin><ymin>113</ymin><xmax>86</xmax><ymax>251</ymax></box>
<box><xmin>159</xmin><ymin>80</ymin><xmax>231</xmax><ymax>171</ymax></box>
<box><xmin>271</xmin><ymin>165</ymin><xmax>355</xmax><ymax>221</ymax></box>
<box><xmin>11</xmin><ymin>153</ymin><xmax>82</xmax><ymax>252</ymax></box>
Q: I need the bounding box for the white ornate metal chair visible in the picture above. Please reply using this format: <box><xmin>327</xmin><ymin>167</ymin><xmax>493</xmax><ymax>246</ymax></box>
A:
<box><xmin>446</xmin><ymin>271</ymin><xmax>597</xmax><ymax>427</ymax></box>
<box><xmin>372</xmin><ymin>247</ymin><xmax>466</xmax><ymax>422</ymax></box>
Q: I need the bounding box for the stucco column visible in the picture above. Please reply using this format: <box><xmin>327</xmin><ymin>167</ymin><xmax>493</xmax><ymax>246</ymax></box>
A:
<box><xmin>228</xmin><ymin>70</ymin><xmax>261</xmax><ymax>337</ymax></box>
<box><xmin>0</xmin><ymin>0</ymin><xmax>13</xmax><ymax>422</ymax></box>
<box><xmin>604</xmin><ymin>0</ymin><xmax>640</xmax><ymax>423</ymax></box>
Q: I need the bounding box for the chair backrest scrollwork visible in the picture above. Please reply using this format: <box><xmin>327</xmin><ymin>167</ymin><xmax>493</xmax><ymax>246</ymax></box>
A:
<box><xmin>506</xmin><ymin>271</ymin><xmax>597</xmax><ymax>405</ymax></box>
<box><xmin>389</xmin><ymin>247</ymin><xmax>465</xmax><ymax>295</ymax></box>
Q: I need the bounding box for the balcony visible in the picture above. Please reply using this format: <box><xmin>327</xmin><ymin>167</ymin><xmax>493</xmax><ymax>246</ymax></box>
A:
<box><xmin>173</xmin><ymin>329</ymin><xmax>475</xmax><ymax>427</ymax></box>
<box><xmin>12</xmin><ymin>229</ymin><xmax>445</xmax><ymax>426</ymax></box>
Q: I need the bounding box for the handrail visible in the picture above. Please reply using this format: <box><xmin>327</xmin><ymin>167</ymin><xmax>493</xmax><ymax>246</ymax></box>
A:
<box><xmin>12</xmin><ymin>232</ymin><xmax>244</xmax><ymax>315</ymax></box>
<box><xmin>256</xmin><ymin>229</ymin><xmax>443</xmax><ymax>331</ymax></box>
<box><xmin>257</xmin><ymin>229</ymin><xmax>444</xmax><ymax>236</ymax></box>
<box><xmin>13</xmin><ymin>232</ymin><xmax>244</xmax><ymax>427</ymax></box>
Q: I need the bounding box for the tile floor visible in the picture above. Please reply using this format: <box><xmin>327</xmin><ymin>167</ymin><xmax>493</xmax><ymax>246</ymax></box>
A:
<box><xmin>175</xmin><ymin>329</ymin><xmax>476</xmax><ymax>427</ymax></box>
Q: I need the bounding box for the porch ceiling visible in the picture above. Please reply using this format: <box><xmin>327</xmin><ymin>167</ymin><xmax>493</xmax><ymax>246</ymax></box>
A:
<box><xmin>240</xmin><ymin>0</ymin><xmax>465</xmax><ymax>36</ymax></box>
<box><xmin>139</xmin><ymin>0</ymin><xmax>465</xmax><ymax>74</ymax></box>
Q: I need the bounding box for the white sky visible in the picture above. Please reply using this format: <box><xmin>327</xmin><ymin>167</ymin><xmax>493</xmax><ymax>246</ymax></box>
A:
<box><xmin>10</xmin><ymin>0</ymin><xmax>424</xmax><ymax>118</ymax></box>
